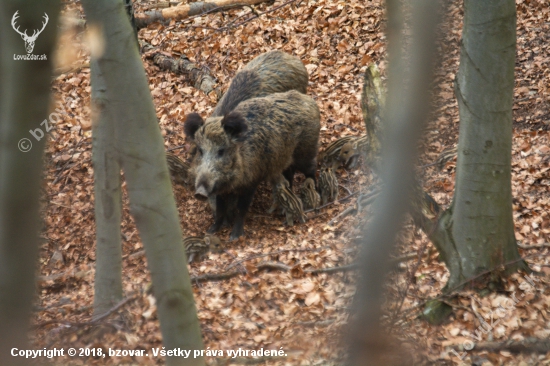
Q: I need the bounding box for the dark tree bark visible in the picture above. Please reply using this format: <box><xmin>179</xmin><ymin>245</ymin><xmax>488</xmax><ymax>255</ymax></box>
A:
<box><xmin>123</xmin><ymin>0</ymin><xmax>138</xmax><ymax>46</ymax></box>
<box><xmin>0</xmin><ymin>1</ymin><xmax>60</xmax><ymax>364</ymax></box>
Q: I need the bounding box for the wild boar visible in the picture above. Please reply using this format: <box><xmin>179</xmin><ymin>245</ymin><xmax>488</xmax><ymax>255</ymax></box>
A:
<box><xmin>318</xmin><ymin>135</ymin><xmax>357</xmax><ymax>168</ymax></box>
<box><xmin>166</xmin><ymin>152</ymin><xmax>194</xmax><ymax>188</ymax></box>
<box><xmin>183</xmin><ymin>234</ymin><xmax>223</xmax><ymax>263</ymax></box>
<box><xmin>318</xmin><ymin>163</ymin><xmax>339</xmax><ymax>205</ymax></box>
<box><xmin>338</xmin><ymin>135</ymin><xmax>369</xmax><ymax>169</ymax></box>
<box><xmin>268</xmin><ymin>175</ymin><xmax>306</xmax><ymax>226</ymax></box>
<box><xmin>300</xmin><ymin>177</ymin><xmax>321</xmax><ymax>211</ymax></box>
<box><xmin>184</xmin><ymin>90</ymin><xmax>320</xmax><ymax>240</ymax></box>
<box><xmin>187</xmin><ymin>50</ymin><xmax>309</xmax><ymax>221</ymax></box>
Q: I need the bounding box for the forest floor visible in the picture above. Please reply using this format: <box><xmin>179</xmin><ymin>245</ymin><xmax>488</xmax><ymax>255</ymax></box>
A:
<box><xmin>34</xmin><ymin>0</ymin><xmax>550</xmax><ymax>364</ymax></box>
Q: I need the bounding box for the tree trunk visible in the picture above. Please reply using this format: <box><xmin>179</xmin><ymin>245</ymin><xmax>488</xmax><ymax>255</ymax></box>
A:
<box><xmin>0</xmin><ymin>1</ymin><xmax>60</xmax><ymax>364</ymax></box>
<box><xmin>347</xmin><ymin>0</ymin><xmax>441</xmax><ymax>364</ymax></box>
<box><xmin>81</xmin><ymin>1</ymin><xmax>205</xmax><ymax>365</ymax></box>
<box><xmin>90</xmin><ymin>58</ymin><xmax>124</xmax><ymax>316</ymax></box>
<box><xmin>437</xmin><ymin>0</ymin><xmax>526</xmax><ymax>290</ymax></box>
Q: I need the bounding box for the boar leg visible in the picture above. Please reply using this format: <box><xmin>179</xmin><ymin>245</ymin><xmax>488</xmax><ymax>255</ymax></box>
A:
<box><xmin>221</xmin><ymin>194</ymin><xmax>238</xmax><ymax>228</ymax></box>
<box><xmin>346</xmin><ymin>154</ymin><xmax>359</xmax><ymax>169</ymax></box>
<box><xmin>285</xmin><ymin>211</ymin><xmax>294</xmax><ymax>226</ymax></box>
<box><xmin>267</xmin><ymin>184</ymin><xmax>278</xmax><ymax>214</ymax></box>
<box><xmin>267</xmin><ymin>200</ymin><xmax>278</xmax><ymax>214</ymax></box>
<box><xmin>208</xmin><ymin>195</ymin><xmax>228</xmax><ymax>234</ymax></box>
<box><xmin>297</xmin><ymin>161</ymin><xmax>317</xmax><ymax>185</ymax></box>
<box><xmin>321</xmin><ymin>192</ymin><xmax>328</xmax><ymax>206</ymax></box>
<box><xmin>282</xmin><ymin>167</ymin><xmax>296</xmax><ymax>189</ymax></box>
<box><xmin>229</xmin><ymin>187</ymin><xmax>256</xmax><ymax>241</ymax></box>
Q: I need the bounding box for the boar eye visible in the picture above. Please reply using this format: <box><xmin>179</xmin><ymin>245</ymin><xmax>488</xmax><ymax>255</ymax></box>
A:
<box><xmin>217</xmin><ymin>148</ymin><xmax>225</xmax><ymax>157</ymax></box>
<box><xmin>197</xmin><ymin>148</ymin><xmax>203</xmax><ymax>156</ymax></box>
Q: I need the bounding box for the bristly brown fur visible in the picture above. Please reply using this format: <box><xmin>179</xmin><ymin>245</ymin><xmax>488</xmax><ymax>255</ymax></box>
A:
<box><xmin>166</xmin><ymin>152</ymin><xmax>194</xmax><ymax>188</ymax></box>
<box><xmin>301</xmin><ymin>177</ymin><xmax>321</xmax><ymax>210</ymax></box>
<box><xmin>183</xmin><ymin>234</ymin><xmax>223</xmax><ymax>263</ymax></box>
<box><xmin>191</xmin><ymin>90</ymin><xmax>320</xmax><ymax>240</ymax></box>
<box><xmin>183</xmin><ymin>50</ymin><xmax>312</xmax><ymax>240</ymax></box>
<box><xmin>212</xmin><ymin>50</ymin><xmax>308</xmax><ymax>117</ymax></box>
<box><xmin>339</xmin><ymin>135</ymin><xmax>369</xmax><ymax>168</ymax></box>
<box><xmin>319</xmin><ymin>164</ymin><xmax>339</xmax><ymax>205</ymax></box>
<box><xmin>319</xmin><ymin>135</ymin><xmax>357</xmax><ymax>168</ymax></box>
<box><xmin>270</xmin><ymin>175</ymin><xmax>306</xmax><ymax>226</ymax></box>
<box><xmin>193</xmin><ymin>90</ymin><xmax>320</xmax><ymax>195</ymax></box>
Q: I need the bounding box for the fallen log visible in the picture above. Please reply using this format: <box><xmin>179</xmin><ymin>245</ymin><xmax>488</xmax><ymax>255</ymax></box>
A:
<box><xmin>140</xmin><ymin>40</ymin><xmax>222</xmax><ymax>100</ymax></box>
<box><xmin>135</xmin><ymin>0</ymin><xmax>273</xmax><ymax>29</ymax></box>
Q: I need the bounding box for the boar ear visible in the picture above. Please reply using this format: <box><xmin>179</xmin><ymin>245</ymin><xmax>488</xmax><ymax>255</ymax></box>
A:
<box><xmin>222</xmin><ymin>111</ymin><xmax>248</xmax><ymax>140</ymax></box>
<box><xmin>184</xmin><ymin>113</ymin><xmax>204</xmax><ymax>140</ymax></box>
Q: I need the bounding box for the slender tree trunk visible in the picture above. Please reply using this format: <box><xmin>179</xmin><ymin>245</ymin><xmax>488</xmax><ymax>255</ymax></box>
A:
<box><xmin>91</xmin><ymin>59</ymin><xmax>124</xmax><ymax>316</ymax></box>
<box><xmin>347</xmin><ymin>0</ymin><xmax>441</xmax><ymax>364</ymax></box>
<box><xmin>0</xmin><ymin>1</ymin><xmax>60</xmax><ymax>364</ymax></box>
<box><xmin>438</xmin><ymin>0</ymin><xmax>526</xmax><ymax>290</ymax></box>
<box><xmin>81</xmin><ymin>1</ymin><xmax>205</xmax><ymax>364</ymax></box>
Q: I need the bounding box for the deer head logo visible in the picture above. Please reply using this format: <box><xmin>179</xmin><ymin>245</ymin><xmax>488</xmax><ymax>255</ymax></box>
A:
<box><xmin>11</xmin><ymin>11</ymin><xmax>49</xmax><ymax>54</ymax></box>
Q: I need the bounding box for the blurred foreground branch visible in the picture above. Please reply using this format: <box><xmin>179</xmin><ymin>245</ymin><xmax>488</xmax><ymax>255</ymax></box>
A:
<box><xmin>346</xmin><ymin>0</ymin><xmax>443</xmax><ymax>365</ymax></box>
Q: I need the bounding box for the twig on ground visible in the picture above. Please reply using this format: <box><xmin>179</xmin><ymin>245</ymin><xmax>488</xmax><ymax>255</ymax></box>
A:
<box><xmin>327</xmin><ymin>188</ymin><xmax>381</xmax><ymax>225</ymax></box>
<box><xmin>518</xmin><ymin>242</ymin><xmax>550</xmax><ymax>249</ymax></box>
<box><xmin>327</xmin><ymin>206</ymin><xmax>356</xmax><ymax>226</ymax></box>
<box><xmin>454</xmin><ymin>339</ymin><xmax>550</xmax><ymax>354</ymax></box>
<box><xmin>339</xmin><ymin>184</ymin><xmax>352</xmax><ymax>195</ymax></box>
<box><xmin>295</xmin><ymin>319</ymin><xmax>336</xmax><ymax>327</ymax></box>
<box><xmin>167</xmin><ymin>145</ymin><xmax>187</xmax><ymax>152</ymax></box>
<box><xmin>33</xmin><ymin>295</ymin><xmax>139</xmax><ymax>329</ymax></box>
<box><xmin>306</xmin><ymin>264</ymin><xmax>358</xmax><ymax>274</ymax></box>
<box><xmin>52</xmin><ymin>139</ymin><xmax>89</xmax><ymax>185</ymax></box>
<box><xmin>304</xmin><ymin>190</ymin><xmax>360</xmax><ymax>213</ymax></box>
<box><xmin>225</xmin><ymin>247</ymin><xmax>324</xmax><ymax>271</ymax></box>
<box><xmin>37</xmin><ymin>269</ymin><xmax>93</xmax><ymax>285</ymax></box>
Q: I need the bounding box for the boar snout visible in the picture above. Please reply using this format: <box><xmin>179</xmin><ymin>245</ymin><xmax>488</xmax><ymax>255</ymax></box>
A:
<box><xmin>195</xmin><ymin>184</ymin><xmax>209</xmax><ymax>200</ymax></box>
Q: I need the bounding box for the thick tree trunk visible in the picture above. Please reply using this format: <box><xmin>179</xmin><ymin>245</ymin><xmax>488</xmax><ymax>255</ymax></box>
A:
<box><xmin>81</xmin><ymin>1</ymin><xmax>205</xmax><ymax>365</ymax></box>
<box><xmin>90</xmin><ymin>59</ymin><xmax>124</xmax><ymax>316</ymax></box>
<box><xmin>438</xmin><ymin>0</ymin><xmax>526</xmax><ymax>290</ymax></box>
<box><xmin>0</xmin><ymin>1</ymin><xmax>60</xmax><ymax>364</ymax></box>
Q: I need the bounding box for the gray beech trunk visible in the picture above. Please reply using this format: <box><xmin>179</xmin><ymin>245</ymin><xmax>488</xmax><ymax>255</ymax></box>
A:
<box><xmin>81</xmin><ymin>1</ymin><xmax>205</xmax><ymax>364</ymax></box>
<box><xmin>91</xmin><ymin>58</ymin><xmax>123</xmax><ymax>316</ymax></box>
<box><xmin>0</xmin><ymin>1</ymin><xmax>60</xmax><ymax>364</ymax></box>
<box><xmin>434</xmin><ymin>0</ymin><xmax>526</xmax><ymax>290</ymax></box>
